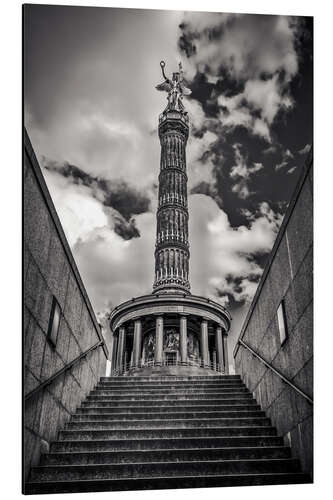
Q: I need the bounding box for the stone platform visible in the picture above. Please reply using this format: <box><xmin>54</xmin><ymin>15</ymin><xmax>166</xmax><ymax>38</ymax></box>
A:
<box><xmin>127</xmin><ymin>364</ymin><xmax>221</xmax><ymax>377</ymax></box>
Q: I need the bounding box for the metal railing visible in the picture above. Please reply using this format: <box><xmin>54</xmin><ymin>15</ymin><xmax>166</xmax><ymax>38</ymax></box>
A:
<box><xmin>111</xmin><ymin>357</ymin><xmax>225</xmax><ymax>376</ymax></box>
<box><xmin>25</xmin><ymin>340</ymin><xmax>105</xmax><ymax>401</ymax></box>
<box><xmin>238</xmin><ymin>338</ymin><xmax>313</xmax><ymax>405</ymax></box>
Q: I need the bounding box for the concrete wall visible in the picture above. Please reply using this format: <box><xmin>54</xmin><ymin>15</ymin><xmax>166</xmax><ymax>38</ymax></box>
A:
<box><xmin>234</xmin><ymin>151</ymin><xmax>313</xmax><ymax>476</ymax></box>
<box><xmin>24</xmin><ymin>130</ymin><xmax>109</xmax><ymax>482</ymax></box>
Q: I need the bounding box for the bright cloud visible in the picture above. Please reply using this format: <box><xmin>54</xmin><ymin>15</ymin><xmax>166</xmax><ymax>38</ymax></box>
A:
<box><xmin>180</xmin><ymin>14</ymin><xmax>300</xmax><ymax>143</ymax></box>
<box><xmin>189</xmin><ymin>194</ymin><xmax>283</xmax><ymax>304</ymax></box>
<box><xmin>187</xmin><ymin>130</ymin><xmax>219</xmax><ymax>191</ymax></box>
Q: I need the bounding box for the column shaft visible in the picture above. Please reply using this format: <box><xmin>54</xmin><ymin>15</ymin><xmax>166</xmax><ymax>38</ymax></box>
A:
<box><xmin>117</xmin><ymin>327</ymin><xmax>126</xmax><ymax>373</ymax></box>
<box><xmin>155</xmin><ymin>316</ymin><xmax>164</xmax><ymax>366</ymax></box>
<box><xmin>222</xmin><ymin>332</ymin><xmax>229</xmax><ymax>374</ymax></box>
<box><xmin>111</xmin><ymin>333</ymin><xmax>118</xmax><ymax>373</ymax></box>
<box><xmin>133</xmin><ymin>319</ymin><xmax>142</xmax><ymax>367</ymax></box>
<box><xmin>200</xmin><ymin>320</ymin><xmax>209</xmax><ymax>367</ymax></box>
<box><xmin>180</xmin><ymin>315</ymin><xmax>188</xmax><ymax>364</ymax></box>
<box><xmin>215</xmin><ymin>326</ymin><xmax>224</xmax><ymax>373</ymax></box>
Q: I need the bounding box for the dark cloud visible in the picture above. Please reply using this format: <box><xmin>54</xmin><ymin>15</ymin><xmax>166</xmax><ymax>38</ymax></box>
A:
<box><xmin>190</xmin><ymin>181</ymin><xmax>223</xmax><ymax>207</ymax></box>
<box><xmin>178</xmin><ymin>13</ymin><xmax>312</xmax><ymax>247</ymax></box>
<box><xmin>98</xmin><ymin>179</ymin><xmax>150</xmax><ymax>221</ymax></box>
<box><xmin>111</xmin><ymin>212</ymin><xmax>141</xmax><ymax>240</ymax></box>
<box><xmin>43</xmin><ymin>160</ymin><xmax>151</xmax><ymax>239</ymax></box>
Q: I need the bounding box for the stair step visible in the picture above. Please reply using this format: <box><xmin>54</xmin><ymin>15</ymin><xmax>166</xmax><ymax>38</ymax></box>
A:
<box><xmin>80</xmin><ymin>401</ymin><xmax>259</xmax><ymax>410</ymax></box>
<box><xmin>41</xmin><ymin>446</ymin><xmax>291</xmax><ymax>465</ymax></box>
<box><xmin>74</xmin><ymin>410</ymin><xmax>266</xmax><ymax>420</ymax></box>
<box><xmin>100</xmin><ymin>376</ymin><xmax>241</xmax><ymax>382</ymax></box>
<box><xmin>97</xmin><ymin>382</ymin><xmax>245</xmax><ymax>390</ymax></box>
<box><xmin>58</xmin><ymin>426</ymin><xmax>277</xmax><ymax>441</ymax></box>
<box><xmin>66</xmin><ymin>417</ymin><xmax>271</xmax><ymax>430</ymax></box>
<box><xmin>92</xmin><ymin>387</ymin><xmax>249</xmax><ymax>395</ymax></box>
<box><xmin>26</xmin><ymin>472</ymin><xmax>311</xmax><ymax>494</ymax></box>
<box><xmin>51</xmin><ymin>435</ymin><xmax>285</xmax><ymax>453</ymax></box>
<box><xmin>86</xmin><ymin>393</ymin><xmax>254</xmax><ymax>401</ymax></box>
<box><xmin>30</xmin><ymin>458</ymin><xmax>300</xmax><ymax>481</ymax></box>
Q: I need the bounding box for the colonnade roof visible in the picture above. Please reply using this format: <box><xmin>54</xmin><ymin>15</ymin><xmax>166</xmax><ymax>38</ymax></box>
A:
<box><xmin>109</xmin><ymin>293</ymin><xmax>231</xmax><ymax>333</ymax></box>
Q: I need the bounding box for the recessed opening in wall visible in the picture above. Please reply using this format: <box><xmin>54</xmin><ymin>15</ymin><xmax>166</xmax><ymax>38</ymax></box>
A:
<box><xmin>277</xmin><ymin>300</ymin><xmax>288</xmax><ymax>345</ymax></box>
<box><xmin>47</xmin><ymin>296</ymin><xmax>61</xmax><ymax>347</ymax></box>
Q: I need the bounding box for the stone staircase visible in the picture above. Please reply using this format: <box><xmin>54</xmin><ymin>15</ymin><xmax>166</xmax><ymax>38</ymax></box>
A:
<box><xmin>26</xmin><ymin>375</ymin><xmax>310</xmax><ymax>494</ymax></box>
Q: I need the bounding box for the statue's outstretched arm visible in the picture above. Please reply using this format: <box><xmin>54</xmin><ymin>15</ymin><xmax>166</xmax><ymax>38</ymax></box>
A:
<box><xmin>160</xmin><ymin>61</ymin><xmax>169</xmax><ymax>81</ymax></box>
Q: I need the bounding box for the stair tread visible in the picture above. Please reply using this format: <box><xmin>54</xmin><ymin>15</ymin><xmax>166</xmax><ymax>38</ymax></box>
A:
<box><xmin>47</xmin><ymin>446</ymin><xmax>289</xmax><ymax>455</ymax></box>
<box><xmin>70</xmin><ymin>417</ymin><xmax>269</xmax><ymax>422</ymax></box>
<box><xmin>61</xmin><ymin>425</ymin><xmax>274</xmax><ymax>431</ymax></box>
<box><xmin>53</xmin><ymin>435</ymin><xmax>283</xmax><ymax>443</ymax></box>
<box><xmin>34</xmin><ymin>458</ymin><xmax>298</xmax><ymax>468</ymax></box>
<box><xmin>28</xmin><ymin>471</ymin><xmax>307</xmax><ymax>482</ymax></box>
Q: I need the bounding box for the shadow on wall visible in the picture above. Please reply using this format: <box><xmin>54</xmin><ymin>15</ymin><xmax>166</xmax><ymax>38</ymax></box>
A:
<box><xmin>233</xmin><ymin>148</ymin><xmax>313</xmax><ymax>477</ymax></box>
<box><xmin>23</xmin><ymin>129</ymin><xmax>109</xmax><ymax>484</ymax></box>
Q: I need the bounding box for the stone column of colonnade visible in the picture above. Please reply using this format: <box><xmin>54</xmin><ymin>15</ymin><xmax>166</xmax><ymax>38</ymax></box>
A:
<box><xmin>215</xmin><ymin>325</ymin><xmax>224</xmax><ymax>373</ymax></box>
<box><xmin>111</xmin><ymin>332</ymin><xmax>118</xmax><ymax>371</ymax></box>
<box><xmin>132</xmin><ymin>319</ymin><xmax>142</xmax><ymax>367</ymax></box>
<box><xmin>154</xmin><ymin>314</ymin><xmax>188</xmax><ymax>366</ymax></box>
<box><xmin>179</xmin><ymin>315</ymin><xmax>188</xmax><ymax>364</ymax></box>
<box><xmin>222</xmin><ymin>330</ymin><xmax>229</xmax><ymax>374</ymax></box>
<box><xmin>200</xmin><ymin>319</ymin><xmax>209</xmax><ymax>367</ymax></box>
<box><xmin>155</xmin><ymin>316</ymin><xmax>164</xmax><ymax>366</ymax></box>
<box><xmin>116</xmin><ymin>326</ymin><xmax>126</xmax><ymax>372</ymax></box>
<box><xmin>199</xmin><ymin>321</ymin><xmax>229</xmax><ymax>373</ymax></box>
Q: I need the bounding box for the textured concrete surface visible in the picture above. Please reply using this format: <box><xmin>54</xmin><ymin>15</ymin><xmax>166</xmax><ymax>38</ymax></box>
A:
<box><xmin>24</xmin><ymin>130</ymin><xmax>108</xmax><ymax>483</ymax></box>
<box><xmin>234</xmin><ymin>153</ymin><xmax>313</xmax><ymax>477</ymax></box>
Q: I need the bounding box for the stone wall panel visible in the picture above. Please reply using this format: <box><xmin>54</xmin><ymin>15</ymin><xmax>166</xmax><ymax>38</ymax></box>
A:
<box><xmin>234</xmin><ymin>160</ymin><xmax>313</xmax><ymax>475</ymax></box>
<box><xmin>45</xmin><ymin>230</ymin><xmax>70</xmax><ymax>308</ymax></box>
<box><xmin>24</xmin><ymin>132</ymin><xmax>108</xmax><ymax>482</ymax></box>
<box><xmin>285</xmin><ymin>180</ymin><xmax>313</xmax><ymax>277</ymax></box>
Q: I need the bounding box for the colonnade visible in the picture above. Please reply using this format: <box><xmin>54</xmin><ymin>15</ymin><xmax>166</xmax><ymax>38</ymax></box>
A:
<box><xmin>112</xmin><ymin>314</ymin><xmax>229</xmax><ymax>374</ymax></box>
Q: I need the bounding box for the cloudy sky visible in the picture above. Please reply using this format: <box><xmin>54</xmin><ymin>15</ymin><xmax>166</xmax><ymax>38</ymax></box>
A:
<box><xmin>24</xmin><ymin>5</ymin><xmax>313</xmax><ymax>357</ymax></box>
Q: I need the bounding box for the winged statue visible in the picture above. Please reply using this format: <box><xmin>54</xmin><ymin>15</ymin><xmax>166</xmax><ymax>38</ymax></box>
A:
<box><xmin>156</xmin><ymin>61</ymin><xmax>191</xmax><ymax>112</ymax></box>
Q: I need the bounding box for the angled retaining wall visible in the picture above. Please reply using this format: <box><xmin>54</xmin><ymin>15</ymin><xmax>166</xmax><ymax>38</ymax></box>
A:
<box><xmin>234</xmin><ymin>150</ymin><xmax>313</xmax><ymax>476</ymax></box>
<box><xmin>24</xmin><ymin>129</ymin><xmax>109</xmax><ymax>483</ymax></box>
